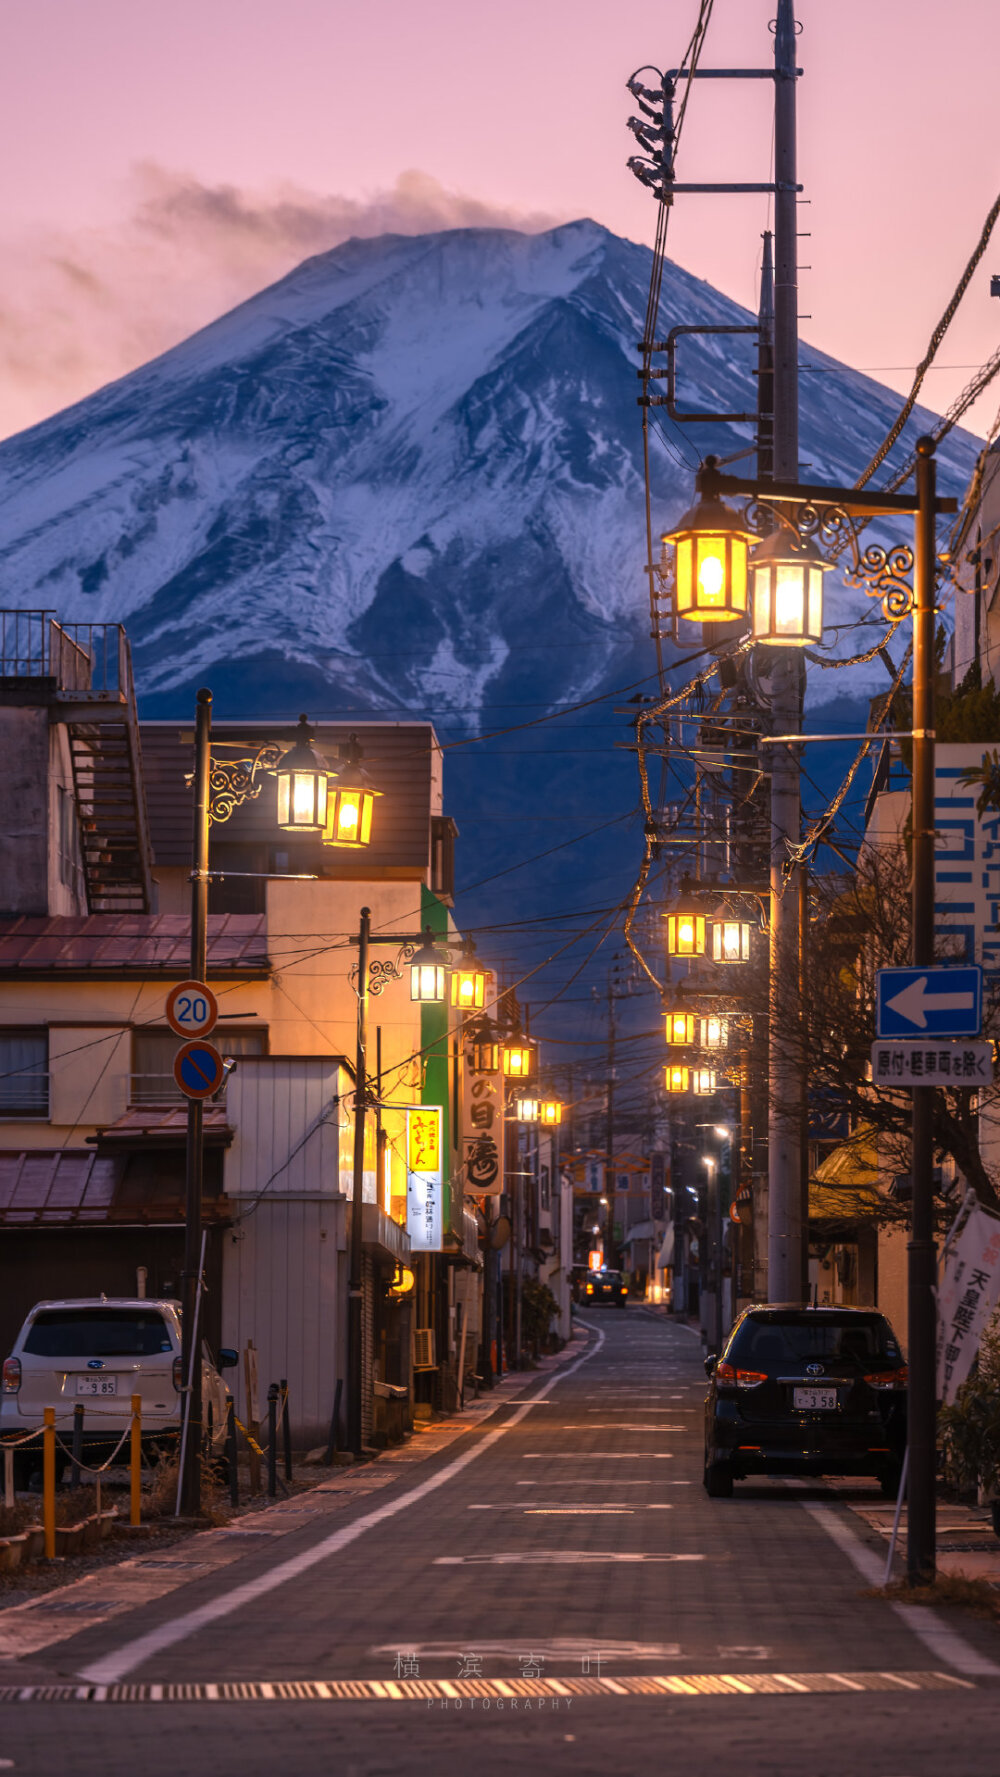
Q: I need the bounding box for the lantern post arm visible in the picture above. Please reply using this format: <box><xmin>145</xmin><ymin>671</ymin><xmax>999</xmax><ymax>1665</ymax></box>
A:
<box><xmin>696</xmin><ymin>457</ymin><xmax>957</xmax><ymax>520</ymax></box>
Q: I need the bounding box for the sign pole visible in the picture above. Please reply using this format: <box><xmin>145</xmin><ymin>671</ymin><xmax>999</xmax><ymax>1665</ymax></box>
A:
<box><xmin>907</xmin><ymin>439</ymin><xmax>938</xmax><ymax>1586</ymax></box>
<box><xmin>179</xmin><ymin>686</ymin><xmax>211</xmax><ymax>1518</ymax></box>
<box><xmin>347</xmin><ymin>906</ymin><xmax>370</xmax><ymax>1459</ymax></box>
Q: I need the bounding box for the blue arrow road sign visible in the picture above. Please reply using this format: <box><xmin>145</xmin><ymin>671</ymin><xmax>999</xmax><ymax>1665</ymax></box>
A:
<box><xmin>877</xmin><ymin>965</ymin><xmax>982</xmax><ymax>1039</ymax></box>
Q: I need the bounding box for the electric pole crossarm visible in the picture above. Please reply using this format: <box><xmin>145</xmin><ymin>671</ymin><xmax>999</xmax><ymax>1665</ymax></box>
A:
<box><xmin>669</xmin><ymin>67</ymin><xmax>802</xmax><ymax>79</ymax></box>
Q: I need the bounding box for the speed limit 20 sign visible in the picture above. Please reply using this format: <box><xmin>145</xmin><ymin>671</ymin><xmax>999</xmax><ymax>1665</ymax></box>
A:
<box><xmin>165</xmin><ymin>980</ymin><xmax>218</xmax><ymax>1039</ymax></box>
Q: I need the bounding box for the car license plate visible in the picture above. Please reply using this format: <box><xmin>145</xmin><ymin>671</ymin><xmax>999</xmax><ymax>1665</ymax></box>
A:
<box><xmin>75</xmin><ymin>1377</ymin><xmax>118</xmax><ymax>1397</ymax></box>
<box><xmin>793</xmin><ymin>1386</ymin><xmax>836</xmax><ymax>1411</ymax></box>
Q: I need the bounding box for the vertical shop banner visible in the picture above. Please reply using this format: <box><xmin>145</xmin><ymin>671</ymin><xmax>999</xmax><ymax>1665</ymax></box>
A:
<box><xmin>406</xmin><ymin>1105</ymin><xmax>443</xmax><ymax>1251</ymax></box>
<box><xmin>936</xmin><ymin>1196</ymin><xmax>1000</xmax><ymax>1403</ymax></box>
<box><xmin>459</xmin><ymin>1042</ymin><xmax>505</xmax><ymax>1195</ymax></box>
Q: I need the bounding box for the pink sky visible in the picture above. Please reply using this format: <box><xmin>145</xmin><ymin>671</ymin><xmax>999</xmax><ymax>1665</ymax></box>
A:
<box><xmin>2</xmin><ymin>0</ymin><xmax>999</xmax><ymax>439</ymax></box>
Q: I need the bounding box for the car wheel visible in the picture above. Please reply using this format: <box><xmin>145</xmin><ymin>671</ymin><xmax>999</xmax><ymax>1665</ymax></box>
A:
<box><xmin>879</xmin><ymin>1462</ymin><xmax>903</xmax><ymax>1500</ymax></box>
<box><xmin>703</xmin><ymin>1459</ymin><xmax>734</xmax><ymax>1499</ymax></box>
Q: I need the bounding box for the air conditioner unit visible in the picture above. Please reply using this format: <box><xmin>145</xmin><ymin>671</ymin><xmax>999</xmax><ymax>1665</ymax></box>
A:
<box><xmin>413</xmin><ymin>1327</ymin><xmax>436</xmax><ymax>1370</ymax></box>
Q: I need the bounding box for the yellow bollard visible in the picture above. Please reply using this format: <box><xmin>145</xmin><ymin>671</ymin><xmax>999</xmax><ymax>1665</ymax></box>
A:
<box><xmin>130</xmin><ymin>1393</ymin><xmax>142</xmax><ymax>1527</ymax></box>
<box><xmin>43</xmin><ymin>1408</ymin><xmax>56</xmax><ymax>1559</ymax></box>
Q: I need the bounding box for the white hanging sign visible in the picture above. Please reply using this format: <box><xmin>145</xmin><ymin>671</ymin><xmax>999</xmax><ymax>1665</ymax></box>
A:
<box><xmin>406</xmin><ymin>1106</ymin><xmax>444</xmax><ymax>1252</ymax></box>
<box><xmin>936</xmin><ymin>1197</ymin><xmax>1000</xmax><ymax>1403</ymax></box>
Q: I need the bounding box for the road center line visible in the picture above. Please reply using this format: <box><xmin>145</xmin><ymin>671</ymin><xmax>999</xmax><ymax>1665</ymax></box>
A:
<box><xmin>77</xmin><ymin>1328</ymin><xmax>606</xmax><ymax>1685</ymax></box>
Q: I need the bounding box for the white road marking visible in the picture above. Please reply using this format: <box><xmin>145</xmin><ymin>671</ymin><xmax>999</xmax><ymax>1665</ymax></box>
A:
<box><xmin>522</xmin><ymin>1452</ymin><xmax>675</xmax><ymax>1459</ymax></box>
<box><xmin>434</xmin><ymin>1553</ymin><xmax>706</xmax><ymax>1566</ymax></box>
<box><xmin>804</xmin><ymin>1504</ymin><xmax>1000</xmax><ymax>1678</ymax></box>
<box><xmin>368</xmin><ymin>1638</ymin><xmax>684</xmax><ymax>1661</ymax></box>
<box><xmin>77</xmin><ymin>1329</ymin><xmax>607</xmax><ymax>1684</ymax></box>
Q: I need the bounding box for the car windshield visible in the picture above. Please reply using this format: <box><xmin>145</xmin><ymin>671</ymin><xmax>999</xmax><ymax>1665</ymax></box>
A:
<box><xmin>729</xmin><ymin>1314</ymin><xmax>898</xmax><ymax>1368</ymax></box>
<box><xmin>596</xmin><ymin>1272</ymin><xmax>622</xmax><ymax>1284</ymax></box>
<box><xmin>23</xmin><ymin>1309</ymin><xmax>173</xmax><ymax>1358</ymax></box>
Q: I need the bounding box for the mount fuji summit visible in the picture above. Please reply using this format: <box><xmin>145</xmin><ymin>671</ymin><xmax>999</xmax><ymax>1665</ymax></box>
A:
<box><xmin>0</xmin><ymin>219</ymin><xmax>980</xmax><ymax>727</ymax></box>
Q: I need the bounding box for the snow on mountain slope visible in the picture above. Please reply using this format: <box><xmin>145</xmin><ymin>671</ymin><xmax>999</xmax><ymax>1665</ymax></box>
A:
<box><xmin>0</xmin><ymin>219</ymin><xmax>979</xmax><ymax>729</ymax></box>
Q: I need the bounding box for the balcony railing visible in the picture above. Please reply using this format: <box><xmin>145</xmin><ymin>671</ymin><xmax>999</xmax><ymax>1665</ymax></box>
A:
<box><xmin>0</xmin><ymin>611</ymin><xmax>131</xmax><ymax>698</ymax></box>
<box><xmin>128</xmin><ymin>1074</ymin><xmax>229</xmax><ymax>1108</ymax></box>
<box><xmin>0</xmin><ymin>1072</ymin><xmax>50</xmax><ymax>1119</ymax></box>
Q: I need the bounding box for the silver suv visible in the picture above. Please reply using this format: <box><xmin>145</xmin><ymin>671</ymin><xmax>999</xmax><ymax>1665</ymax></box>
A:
<box><xmin>0</xmin><ymin>1297</ymin><xmax>235</xmax><ymax>1480</ymax></box>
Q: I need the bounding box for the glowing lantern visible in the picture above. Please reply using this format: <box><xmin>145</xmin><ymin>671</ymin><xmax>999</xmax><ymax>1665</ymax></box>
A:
<box><xmin>664</xmin><ymin>1007</ymin><xmax>695</xmax><ymax>1046</ymax></box>
<box><xmin>750</xmin><ymin>527</ymin><xmax>830</xmax><ymax>647</ymax></box>
<box><xmin>503</xmin><ymin>1041</ymin><xmax>535</xmax><ymax>1079</ymax></box>
<box><xmin>451</xmin><ymin>954</ymin><xmax>488</xmax><ymax>1011</ymax></box>
<box><xmin>275</xmin><ymin>715</ymin><xmax>329</xmax><ymax>833</ymax></box>
<box><xmin>663</xmin><ymin>489</ymin><xmax>755</xmax><ymax>624</ymax></box>
<box><xmin>323</xmin><ymin>734</ymin><xmax>382</xmax><ymax>848</ymax></box>
<box><xmin>664</xmin><ymin>1064</ymin><xmax>690</xmax><ymax>1094</ymax></box>
<box><xmin>409</xmin><ymin>930</ymin><xmax>447</xmax><ymax>1003</ymax></box>
<box><xmin>712</xmin><ymin>919</ymin><xmax>751</xmax><ymax>964</ymax></box>
<box><xmin>699</xmin><ymin>1014</ymin><xmax>729</xmax><ymax>1050</ymax></box>
<box><xmin>692</xmin><ymin>1067</ymin><xmax>717</xmax><ymax>1096</ymax></box>
<box><xmin>539</xmin><ymin>1100</ymin><xmax>563</xmax><ymax>1126</ymax></box>
<box><xmin>515</xmin><ymin>1097</ymin><xmax>540</xmax><ymax>1122</ymax></box>
<box><xmin>665</xmin><ymin>911</ymin><xmax>707</xmax><ymax>959</ymax></box>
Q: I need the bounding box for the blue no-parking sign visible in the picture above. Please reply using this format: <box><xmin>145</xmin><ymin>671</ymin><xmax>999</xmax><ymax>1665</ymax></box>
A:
<box><xmin>173</xmin><ymin>1040</ymin><xmax>226</xmax><ymax>1100</ymax></box>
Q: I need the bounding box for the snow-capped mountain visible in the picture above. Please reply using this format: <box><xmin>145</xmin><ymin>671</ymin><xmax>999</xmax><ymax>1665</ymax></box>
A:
<box><xmin>0</xmin><ymin>219</ymin><xmax>979</xmax><ymax>726</ymax></box>
<box><xmin>0</xmin><ymin>220</ymin><xmax>982</xmax><ymax>1022</ymax></box>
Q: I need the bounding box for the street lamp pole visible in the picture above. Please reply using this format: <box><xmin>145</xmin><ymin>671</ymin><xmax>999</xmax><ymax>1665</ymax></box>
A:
<box><xmin>347</xmin><ymin>905</ymin><xmax>371</xmax><ymax>1458</ymax></box>
<box><xmin>907</xmin><ymin>438</ymin><xmax>938</xmax><ymax>1583</ymax></box>
<box><xmin>179</xmin><ymin>685</ymin><xmax>211</xmax><ymax>1518</ymax></box>
<box><xmin>767</xmin><ymin>0</ymin><xmax>805</xmax><ymax>1305</ymax></box>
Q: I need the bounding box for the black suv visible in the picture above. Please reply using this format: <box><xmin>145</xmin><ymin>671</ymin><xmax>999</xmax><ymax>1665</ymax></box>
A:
<box><xmin>585</xmin><ymin>1269</ymin><xmax>628</xmax><ymax>1307</ymax></box>
<box><xmin>703</xmin><ymin>1305</ymin><xmax>907</xmax><ymax>1498</ymax></box>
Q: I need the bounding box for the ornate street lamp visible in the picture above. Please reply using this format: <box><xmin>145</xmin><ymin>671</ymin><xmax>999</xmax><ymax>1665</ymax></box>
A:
<box><xmin>712</xmin><ymin>917</ymin><xmax>752</xmax><ymax>964</ymax></box>
<box><xmin>323</xmin><ymin>734</ymin><xmax>382</xmax><ymax>848</ymax></box>
<box><xmin>451</xmin><ymin>946</ymin><xmax>489</xmax><ymax>1011</ymax></box>
<box><xmin>503</xmin><ymin>1040</ymin><xmax>535</xmax><ymax>1079</ymax></box>
<box><xmin>699</xmin><ymin>1014</ymin><xmax>729</xmax><ymax>1050</ymax></box>
<box><xmin>664</xmin><ymin>1064</ymin><xmax>690</xmax><ymax>1094</ymax></box>
<box><xmin>409</xmin><ymin>929</ymin><xmax>448</xmax><ymax>1003</ymax></box>
<box><xmin>539</xmin><ymin>1100</ymin><xmax>563</xmax><ymax>1126</ymax></box>
<box><xmin>515</xmin><ymin>1096</ymin><xmax>540</xmax><ymax>1122</ymax></box>
<box><xmin>750</xmin><ymin>527</ymin><xmax>831</xmax><ymax>647</ymax></box>
<box><xmin>692</xmin><ymin>1067</ymin><xmax>717</xmax><ymax>1096</ymax></box>
<box><xmin>664</xmin><ymin>1005</ymin><xmax>695</xmax><ymax>1046</ymax></box>
<box><xmin>664</xmin><ymin>903</ymin><xmax>708</xmax><ymax>959</ymax></box>
<box><xmin>275</xmin><ymin>715</ymin><xmax>329</xmax><ymax>832</ymax></box>
<box><xmin>663</xmin><ymin>486</ymin><xmax>755</xmax><ymax>624</ymax></box>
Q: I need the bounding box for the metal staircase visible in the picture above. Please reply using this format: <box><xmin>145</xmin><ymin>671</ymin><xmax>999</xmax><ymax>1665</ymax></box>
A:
<box><xmin>0</xmin><ymin>612</ymin><xmax>153</xmax><ymax>913</ymax></box>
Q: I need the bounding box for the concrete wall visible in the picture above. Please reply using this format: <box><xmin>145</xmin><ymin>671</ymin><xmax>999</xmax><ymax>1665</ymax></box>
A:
<box><xmin>0</xmin><ymin>706</ymin><xmax>50</xmax><ymax>915</ymax></box>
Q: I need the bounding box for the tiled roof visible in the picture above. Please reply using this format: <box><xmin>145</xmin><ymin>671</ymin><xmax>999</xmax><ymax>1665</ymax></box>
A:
<box><xmin>0</xmin><ymin>1148</ymin><xmax>232</xmax><ymax>1223</ymax></box>
<box><xmin>0</xmin><ymin>914</ymin><xmax>268</xmax><ymax>974</ymax></box>
<box><xmin>91</xmin><ymin>1105</ymin><xmax>232</xmax><ymax>1145</ymax></box>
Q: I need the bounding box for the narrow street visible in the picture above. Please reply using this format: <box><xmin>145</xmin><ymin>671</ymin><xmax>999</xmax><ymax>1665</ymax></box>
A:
<box><xmin>2</xmin><ymin>1309</ymin><xmax>1000</xmax><ymax>1775</ymax></box>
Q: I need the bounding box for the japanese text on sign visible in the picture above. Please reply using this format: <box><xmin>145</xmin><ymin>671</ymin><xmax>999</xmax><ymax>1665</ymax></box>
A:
<box><xmin>459</xmin><ymin>1043</ymin><xmax>504</xmax><ymax>1196</ymax></box>
<box><xmin>870</xmin><ymin>1041</ymin><xmax>993</xmax><ymax>1087</ymax></box>
<box><xmin>936</xmin><ymin>1198</ymin><xmax>1000</xmax><ymax>1402</ymax></box>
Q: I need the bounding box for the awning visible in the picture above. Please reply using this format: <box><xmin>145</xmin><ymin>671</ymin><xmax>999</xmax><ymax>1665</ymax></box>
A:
<box><xmin>88</xmin><ymin>1104</ymin><xmax>233</xmax><ymax>1151</ymax></box>
<box><xmin>0</xmin><ymin>1149</ymin><xmax>231</xmax><ymax>1225</ymax></box>
<box><xmin>658</xmin><ymin>1226</ymin><xmax>676</xmax><ymax>1268</ymax></box>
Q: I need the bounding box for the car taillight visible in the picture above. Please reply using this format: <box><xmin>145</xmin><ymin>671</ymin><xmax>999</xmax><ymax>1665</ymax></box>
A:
<box><xmin>172</xmin><ymin>1356</ymin><xmax>184</xmax><ymax>1391</ymax></box>
<box><xmin>715</xmin><ymin>1361</ymin><xmax>767</xmax><ymax>1389</ymax></box>
<box><xmin>586</xmin><ymin>1284</ymin><xmax>594</xmax><ymax>1294</ymax></box>
<box><xmin>2</xmin><ymin>1357</ymin><xmax>21</xmax><ymax>1394</ymax></box>
<box><xmin>864</xmin><ymin>1367</ymin><xmax>908</xmax><ymax>1390</ymax></box>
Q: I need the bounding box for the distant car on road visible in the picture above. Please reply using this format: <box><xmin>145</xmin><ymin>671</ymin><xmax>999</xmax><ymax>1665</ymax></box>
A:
<box><xmin>584</xmin><ymin>1269</ymin><xmax>629</xmax><ymax>1308</ymax></box>
<box><xmin>0</xmin><ymin>1297</ymin><xmax>237</xmax><ymax>1484</ymax></box>
<box><xmin>703</xmin><ymin>1305</ymin><xmax>907</xmax><ymax>1499</ymax></box>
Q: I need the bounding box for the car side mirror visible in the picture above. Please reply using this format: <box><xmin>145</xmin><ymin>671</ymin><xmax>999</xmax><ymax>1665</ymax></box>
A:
<box><xmin>704</xmin><ymin>1354</ymin><xmax>717</xmax><ymax>1377</ymax></box>
<box><xmin>218</xmin><ymin>1347</ymin><xmax>239</xmax><ymax>1370</ymax></box>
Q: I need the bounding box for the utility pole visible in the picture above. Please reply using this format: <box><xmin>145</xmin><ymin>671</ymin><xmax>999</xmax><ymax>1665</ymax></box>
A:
<box><xmin>908</xmin><ymin>439</ymin><xmax>939</xmax><ymax>1584</ymax></box>
<box><xmin>605</xmin><ymin>972</ymin><xmax>616</xmax><ymax>1265</ymax></box>
<box><xmin>347</xmin><ymin>906</ymin><xmax>370</xmax><ymax>1457</ymax></box>
<box><xmin>765</xmin><ymin>0</ymin><xmax>805</xmax><ymax>1304</ymax></box>
<box><xmin>179</xmin><ymin>686</ymin><xmax>211</xmax><ymax>1519</ymax></box>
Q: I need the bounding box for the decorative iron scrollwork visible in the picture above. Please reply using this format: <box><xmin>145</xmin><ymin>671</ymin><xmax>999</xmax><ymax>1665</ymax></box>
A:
<box><xmin>843</xmin><ymin>542</ymin><xmax>916</xmax><ymax>621</ymax></box>
<box><xmin>366</xmin><ymin>945</ymin><xmax>416</xmax><ymax>997</ymax></box>
<box><xmin>205</xmin><ymin>745</ymin><xmax>283</xmax><ymax>825</ymax></box>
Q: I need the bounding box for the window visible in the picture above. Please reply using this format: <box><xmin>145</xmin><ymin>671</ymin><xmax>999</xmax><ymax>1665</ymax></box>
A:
<box><xmin>0</xmin><ymin>1030</ymin><xmax>48</xmax><ymax>1117</ymax></box>
<box><xmin>131</xmin><ymin>1027</ymin><xmax>266</xmax><ymax>1104</ymax></box>
<box><xmin>24</xmin><ymin>1308</ymin><xmax>172</xmax><ymax>1358</ymax></box>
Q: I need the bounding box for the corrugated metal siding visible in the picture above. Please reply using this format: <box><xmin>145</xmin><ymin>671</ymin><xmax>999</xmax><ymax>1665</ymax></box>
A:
<box><xmin>223</xmin><ymin>1057</ymin><xmax>349</xmax><ymax>1442</ymax></box>
<box><xmin>140</xmin><ymin>722</ymin><xmax>438</xmax><ymax>874</ymax></box>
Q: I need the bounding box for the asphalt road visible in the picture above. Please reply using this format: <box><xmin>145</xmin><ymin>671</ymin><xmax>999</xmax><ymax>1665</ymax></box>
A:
<box><xmin>2</xmin><ymin>1308</ymin><xmax>999</xmax><ymax>1776</ymax></box>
